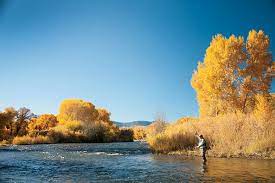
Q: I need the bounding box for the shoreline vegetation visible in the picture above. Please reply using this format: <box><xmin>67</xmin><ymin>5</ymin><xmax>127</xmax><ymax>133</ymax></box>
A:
<box><xmin>0</xmin><ymin>99</ymin><xmax>134</xmax><ymax>146</ymax></box>
<box><xmin>136</xmin><ymin>29</ymin><xmax>275</xmax><ymax>160</ymax></box>
<box><xmin>146</xmin><ymin>114</ymin><xmax>274</xmax><ymax>160</ymax></box>
<box><xmin>1</xmin><ymin>29</ymin><xmax>274</xmax><ymax>160</ymax></box>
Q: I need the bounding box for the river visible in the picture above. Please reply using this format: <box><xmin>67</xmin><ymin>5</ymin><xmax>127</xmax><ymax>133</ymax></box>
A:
<box><xmin>0</xmin><ymin>142</ymin><xmax>274</xmax><ymax>182</ymax></box>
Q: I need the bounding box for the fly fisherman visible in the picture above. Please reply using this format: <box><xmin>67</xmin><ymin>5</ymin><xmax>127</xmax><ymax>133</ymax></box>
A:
<box><xmin>195</xmin><ymin>133</ymin><xmax>207</xmax><ymax>162</ymax></box>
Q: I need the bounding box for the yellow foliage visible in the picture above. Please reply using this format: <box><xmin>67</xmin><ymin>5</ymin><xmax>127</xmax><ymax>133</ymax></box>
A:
<box><xmin>96</xmin><ymin>108</ymin><xmax>112</xmax><ymax>124</ymax></box>
<box><xmin>191</xmin><ymin>30</ymin><xmax>273</xmax><ymax>117</ymax></box>
<box><xmin>28</xmin><ymin>114</ymin><xmax>58</xmax><ymax>134</ymax></box>
<box><xmin>254</xmin><ymin>94</ymin><xmax>273</xmax><ymax>122</ymax></box>
<box><xmin>176</xmin><ymin>117</ymin><xmax>198</xmax><ymax>124</ymax></box>
<box><xmin>62</xmin><ymin>120</ymin><xmax>83</xmax><ymax>132</ymax></box>
<box><xmin>50</xmin><ymin>99</ymin><xmax>123</xmax><ymax>143</ymax></box>
<box><xmin>132</xmin><ymin>126</ymin><xmax>147</xmax><ymax>140</ymax></box>
<box><xmin>148</xmin><ymin>113</ymin><xmax>275</xmax><ymax>156</ymax></box>
<box><xmin>1</xmin><ymin>98</ymin><xmax>133</xmax><ymax>144</ymax></box>
<box><xmin>57</xmin><ymin>99</ymin><xmax>98</xmax><ymax>124</ymax></box>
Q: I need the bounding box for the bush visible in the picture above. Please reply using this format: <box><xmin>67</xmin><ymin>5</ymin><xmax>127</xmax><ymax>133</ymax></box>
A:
<box><xmin>12</xmin><ymin>135</ymin><xmax>52</xmax><ymax>145</ymax></box>
<box><xmin>119</xmin><ymin>128</ymin><xmax>134</xmax><ymax>142</ymax></box>
<box><xmin>147</xmin><ymin>113</ymin><xmax>275</xmax><ymax>157</ymax></box>
<box><xmin>46</xmin><ymin>120</ymin><xmax>121</xmax><ymax>143</ymax></box>
<box><xmin>132</xmin><ymin>126</ymin><xmax>147</xmax><ymax>140</ymax></box>
<box><xmin>47</xmin><ymin>128</ymin><xmax>86</xmax><ymax>143</ymax></box>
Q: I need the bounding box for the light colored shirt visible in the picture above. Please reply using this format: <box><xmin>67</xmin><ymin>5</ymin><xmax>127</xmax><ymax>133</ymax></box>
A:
<box><xmin>196</xmin><ymin>135</ymin><xmax>206</xmax><ymax>149</ymax></box>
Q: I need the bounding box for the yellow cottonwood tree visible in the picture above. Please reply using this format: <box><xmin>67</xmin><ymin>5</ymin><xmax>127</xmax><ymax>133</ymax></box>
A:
<box><xmin>191</xmin><ymin>34</ymin><xmax>245</xmax><ymax>117</ymax></box>
<box><xmin>191</xmin><ymin>30</ymin><xmax>273</xmax><ymax>117</ymax></box>
<box><xmin>96</xmin><ymin>108</ymin><xmax>111</xmax><ymax>123</ymax></box>
<box><xmin>57</xmin><ymin>99</ymin><xmax>98</xmax><ymax>124</ymax></box>
<box><xmin>240</xmin><ymin>30</ymin><xmax>273</xmax><ymax>113</ymax></box>
<box><xmin>28</xmin><ymin>114</ymin><xmax>58</xmax><ymax>133</ymax></box>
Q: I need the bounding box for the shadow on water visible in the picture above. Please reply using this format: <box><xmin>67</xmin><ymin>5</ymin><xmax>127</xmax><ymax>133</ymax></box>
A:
<box><xmin>0</xmin><ymin>142</ymin><xmax>274</xmax><ymax>182</ymax></box>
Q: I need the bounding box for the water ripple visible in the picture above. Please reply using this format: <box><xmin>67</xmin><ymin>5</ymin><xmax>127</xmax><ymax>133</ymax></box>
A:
<box><xmin>0</xmin><ymin>142</ymin><xmax>274</xmax><ymax>182</ymax></box>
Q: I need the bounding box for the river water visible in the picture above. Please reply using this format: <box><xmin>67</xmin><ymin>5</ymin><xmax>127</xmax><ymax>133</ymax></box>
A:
<box><xmin>0</xmin><ymin>142</ymin><xmax>274</xmax><ymax>182</ymax></box>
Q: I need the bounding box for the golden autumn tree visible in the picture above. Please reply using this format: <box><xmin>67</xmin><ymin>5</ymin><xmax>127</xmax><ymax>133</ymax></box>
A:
<box><xmin>93</xmin><ymin>108</ymin><xmax>121</xmax><ymax>142</ymax></box>
<box><xmin>0</xmin><ymin>108</ymin><xmax>17</xmax><ymax>140</ymax></box>
<box><xmin>57</xmin><ymin>99</ymin><xmax>98</xmax><ymax>125</ymax></box>
<box><xmin>191</xmin><ymin>34</ymin><xmax>245</xmax><ymax>117</ymax></box>
<box><xmin>28</xmin><ymin>114</ymin><xmax>58</xmax><ymax>135</ymax></box>
<box><xmin>191</xmin><ymin>30</ymin><xmax>273</xmax><ymax>117</ymax></box>
<box><xmin>96</xmin><ymin>108</ymin><xmax>111</xmax><ymax>124</ymax></box>
<box><xmin>54</xmin><ymin>99</ymin><xmax>123</xmax><ymax>142</ymax></box>
<box><xmin>240</xmin><ymin>30</ymin><xmax>273</xmax><ymax>113</ymax></box>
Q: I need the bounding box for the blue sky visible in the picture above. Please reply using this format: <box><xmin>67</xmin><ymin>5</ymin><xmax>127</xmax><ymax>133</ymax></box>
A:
<box><xmin>0</xmin><ymin>0</ymin><xmax>274</xmax><ymax>122</ymax></box>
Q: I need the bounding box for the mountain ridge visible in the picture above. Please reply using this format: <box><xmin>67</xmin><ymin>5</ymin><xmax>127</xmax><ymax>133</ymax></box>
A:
<box><xmin>112</xmin><ymin>120</ymin><xmax>152</xmax><ymax>127</ymax></box>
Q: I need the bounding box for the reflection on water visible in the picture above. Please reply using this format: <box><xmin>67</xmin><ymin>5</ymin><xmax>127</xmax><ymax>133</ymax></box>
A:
<box><xmin>204</xmin><ymin>158</ymin><xmax>275</xmax><ymax>182</ymax></box>
<box><xmin>0</xmin><ymin>142</ymin><xmax>274</xmax><ymax>182</ymax></box>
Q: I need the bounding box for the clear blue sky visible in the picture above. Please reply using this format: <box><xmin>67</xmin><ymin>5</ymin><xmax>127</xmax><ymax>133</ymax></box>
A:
<box><xmin>0</xmin><ymin>0</ymin><xmax>274</xmax><ymax>122</ymax></box>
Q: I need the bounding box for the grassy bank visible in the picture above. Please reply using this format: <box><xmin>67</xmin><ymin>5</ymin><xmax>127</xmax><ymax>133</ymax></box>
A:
<box><xmin>147</xmin><ymin>113</ymin><xmax>275</xmax><ymax>159</ymax></box>
<box><xmin>10</xmin><ymin>127</ymin><xmax>134</xmax><ymax>145</ymax></box>
<box><xmin>167</xmin><ymin>150</ymin><xmax>274</xmax><ymax>159</ymax></box>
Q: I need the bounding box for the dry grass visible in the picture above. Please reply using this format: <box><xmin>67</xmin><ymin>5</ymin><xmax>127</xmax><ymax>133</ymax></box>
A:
<box><xmin>0</xmin><ymin>140</ymin><xmax>9</xmax><ymax>146</ymax></box>
<box><xmin>132</xmin><ymin>126</ymin><xmax>147</xmax><ymax>140</ymax></box>
<box><xmin>147</xmin><ymin>113</ymin><xmax>275</xmax><ymax>157</ymax></box>
<box><xmin>12</xmin><ymin>135</ymin><xmax>53</xmax><ymax>145</ymax></box>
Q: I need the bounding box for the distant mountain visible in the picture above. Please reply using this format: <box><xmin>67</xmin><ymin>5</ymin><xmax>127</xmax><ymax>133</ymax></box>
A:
<box><xmin>113</xmin><ymin>121</ymin><xmax>152</xmax><ymax>127</ymax></box>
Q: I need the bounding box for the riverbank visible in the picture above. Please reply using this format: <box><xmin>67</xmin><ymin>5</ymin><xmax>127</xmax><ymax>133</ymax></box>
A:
<box><xmin>0</xmin><ymin>144</ymin><xmax>9</xmax><ymax>147</ymax></box>
<box><xmin>147</xmin><ymin>113</ymin><xmax>275</xmax><ymax>160</ymax></box>
<box><xmin>0</xmin><ymin>140</ymin><xmax>9</xmax><ymax>147</ymax></box>
<box><xmin>165</xmin><ymin>149</ymin><xmax>275</xmax><ymax>160</ymax></box>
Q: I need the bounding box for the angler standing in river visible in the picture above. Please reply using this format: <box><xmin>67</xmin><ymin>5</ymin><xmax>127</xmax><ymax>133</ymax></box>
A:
<box><xmin>195</xmin><ymin>133</ymin><xmax>207</xmax><ymax>162</ymax></box>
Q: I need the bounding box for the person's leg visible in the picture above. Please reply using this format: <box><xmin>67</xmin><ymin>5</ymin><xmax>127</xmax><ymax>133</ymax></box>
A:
<box><xmin>202</xmin><ymin>148</ymin><xmax>207</xmax><ymax>162</ymax></box>
<box><xmin>200</xmin><ymin>149</ymin><xmax>204</xmax><ymax>159</ymax></box>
